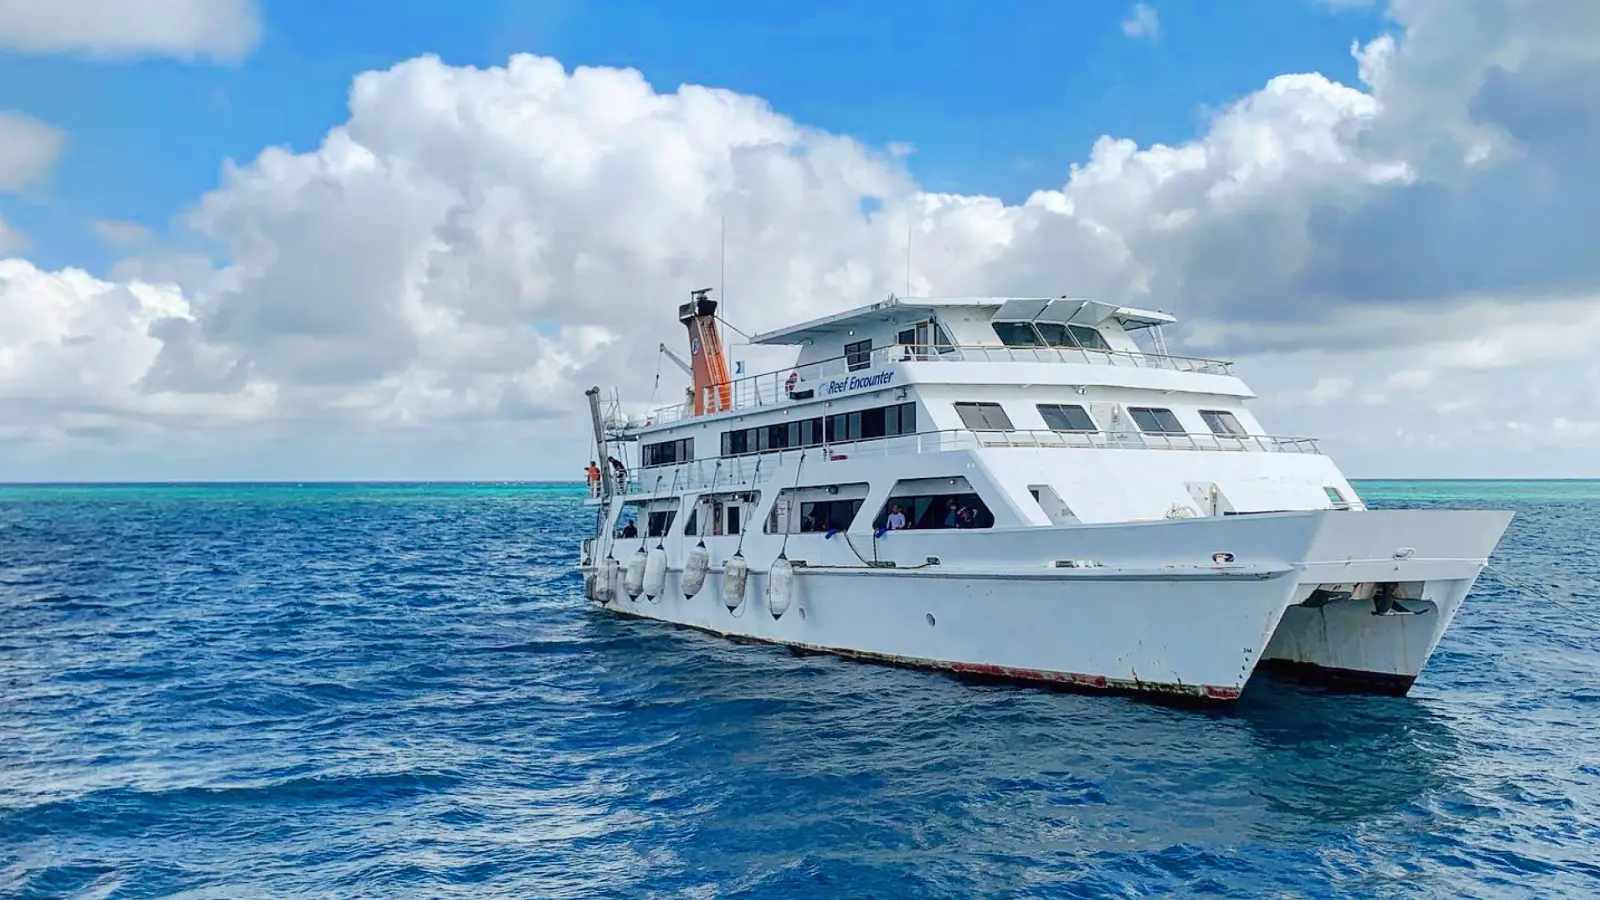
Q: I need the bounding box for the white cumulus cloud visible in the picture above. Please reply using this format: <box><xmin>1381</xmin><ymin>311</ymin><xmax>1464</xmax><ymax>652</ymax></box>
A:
<box><xmin>2</xmin><ymin>0</ymin><xmax>1599</xmax><ymax>478</ymax></box>
<box><xmin>0</xmin><ymin>0</ymin><xmax>260</xmax><ymax>62</ymax></box>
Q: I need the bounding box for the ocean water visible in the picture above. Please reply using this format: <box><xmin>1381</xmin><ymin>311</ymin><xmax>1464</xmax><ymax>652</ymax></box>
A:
<box><xmin>2</xmin><ymin>480</ymin><xmax>1598</xmax><ymax>899</ymax></box>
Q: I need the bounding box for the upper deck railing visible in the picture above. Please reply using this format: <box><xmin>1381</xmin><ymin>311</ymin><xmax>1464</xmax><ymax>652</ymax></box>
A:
<box><xmin>598</xmin><ymin>427</ymin><xmax>1321</xmax><ymax>499</ymax></box>
<box><xmin>641</xmin><ymin>342</ymin><xmax>1236</xmax><ymax>427</ymax></box>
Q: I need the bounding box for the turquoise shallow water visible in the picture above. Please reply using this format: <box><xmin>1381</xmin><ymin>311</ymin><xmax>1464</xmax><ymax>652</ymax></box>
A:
<box><xmin>2</xmin><ymin>480</ymin><xmax>1598</xmax><ymax>898</ymax></box>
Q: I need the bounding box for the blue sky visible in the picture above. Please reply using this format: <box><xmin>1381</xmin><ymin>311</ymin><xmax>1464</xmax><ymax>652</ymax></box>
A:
<box><xmin>5</xmin><ymin>0</ymin><xmax>1596</xmax><ymax>481</ymax></box>
<box><xmin>2</xmin><ymin>0</ymin><xmax>1382</xmax><ymax>275</ymax></box>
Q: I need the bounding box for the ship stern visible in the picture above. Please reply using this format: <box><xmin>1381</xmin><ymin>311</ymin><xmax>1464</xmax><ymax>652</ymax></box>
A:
<box><xmin>1251</xmin><ymin>508</ymin><xmax>1513</xmax><ymax>696</ymax></box>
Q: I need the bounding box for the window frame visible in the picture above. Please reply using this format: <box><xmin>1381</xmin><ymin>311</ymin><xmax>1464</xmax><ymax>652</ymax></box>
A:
<box><xmin>953</xmin><ymin>401</ymin><xmax>1015</xmax><ymax>432</ymax></box>
<box><xmin>844</xmin><ymin>338</ymin><xmax>873</xmax><ymax>372</ymax></box>
<box><xmin>1036</xmin><ymin>403</ymin><xmax>1097</xmax><ymax>433</ymax></box>
<box><xmin>1199</xmin><ymin>409</ymin><xmax>1247</xmax><ymax>437</ymax></box>
<box><xmin>1127</xmin><ymin>406</ymin><xmax>1185</xmax><ymax>436</ymax></box>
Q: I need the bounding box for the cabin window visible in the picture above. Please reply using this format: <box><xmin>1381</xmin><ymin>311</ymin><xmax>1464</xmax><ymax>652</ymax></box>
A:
<box><xmin>873</xmin><ymin>478</ymin><xmax>995</xmax><ymax>530</ymax></box>
<box><xmin>646</xmin><ymin>509</ymin><xmax>677</xmax><ymax>537</ymax></box>
<box><xmin>953</xmin><ymin>402</ymin><xmax>1014</xmax><ymax>431</ymax></box>
<box><xmin>845</xmin><ymin>338</ymin><xmax>873</xmax><ymax>372</ymax></box>
<box><xmin>642</xmin><ymin>437</ymin><xmax>693</xmax><ymax>467</ymax></box>
<box><xmin>1068</xmin><ymin>325</ymin><xmax>1111</xmax><ymax>352</ymax></box>
<box><xmin>828</xmin><ymin>401</ymin><xmax>916</xmax><ymax>444</ymax></box>
<box><xmin>1324</xmin><ymin>486</ymin><xmax>1349</xmax><ymax>508</ymax></box>
<box><xmin>765</xmin><ymin>483</ymin><xmax>870</xmax><ymax>534</ymax></box>
<box><xmin>681</xmin><ymin>507</ymin><xmax>697</xmax><ymax>536</ymax></box>
<box><xmin>1037</xmin><ymin>403</ymin><xmax>1097</xmax><ymax>433</ymax></box>
<box><xmin>1200</xmin><ymin>410</ymin><xmax>1247</xmax><ymax>436</ymax></box>
<box><xmin>992</xmin><ymin>321</ymin><xmax>1043</xmax><ymax>347</ymax></box>
<box><xmin>720</xmin><ymin>402</ymin><xmax>916</xmax><ymax>457</ymax></box>
<box><xmin>1128</xmin><ymin>406</ymin><xmax>1184</xmax><ymax>435</ymax></box>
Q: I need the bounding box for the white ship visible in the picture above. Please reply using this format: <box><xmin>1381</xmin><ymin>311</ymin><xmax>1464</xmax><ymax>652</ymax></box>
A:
<box><xmin>576</xmin><ymin>290</ymin><xmax>1512</xmax><ymax>703</ymax></box>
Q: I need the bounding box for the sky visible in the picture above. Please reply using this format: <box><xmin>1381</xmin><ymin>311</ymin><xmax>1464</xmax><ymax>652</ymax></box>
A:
<box><xmin>1</xmin><ymin>0</ymin><xmax>1596</xmax><ymax>481</ymax></box>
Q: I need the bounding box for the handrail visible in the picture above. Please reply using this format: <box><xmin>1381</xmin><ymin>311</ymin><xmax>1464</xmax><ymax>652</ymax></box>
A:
<box><xmin>642</xmin><ymin>342</ymin><xmax>1236</xmax><ymax>426</ymax></box>
<box><xmin>618</xmin><ymin>428</ymin><xmax>1322</xmax><ymax>494</ymax></box>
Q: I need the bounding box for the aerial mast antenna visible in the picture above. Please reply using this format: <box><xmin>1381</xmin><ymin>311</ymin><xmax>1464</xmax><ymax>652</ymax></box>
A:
<box><xmin>905</xmin><ymin>217</ymin><xmax>912</xmax><ymax>297</ymax></box>
<box><xmin>720</xmin><ymin>212</ymin><xmax>727</xmax><ymax>357</ymax></box>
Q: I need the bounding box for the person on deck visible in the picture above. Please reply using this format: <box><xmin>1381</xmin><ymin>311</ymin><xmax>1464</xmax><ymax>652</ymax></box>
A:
<box><xmin>585</xmin><ymin>461</ymin><xmax>601</xmax><ymax>495</ymax></box>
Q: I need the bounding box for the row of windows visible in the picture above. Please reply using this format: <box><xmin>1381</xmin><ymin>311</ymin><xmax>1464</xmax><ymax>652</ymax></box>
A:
<box><xmin>720</xmin><ymin>402</ymin><xmax>917</xmax><ymax>456</ymax></box>
<box><xmin>650</xmin><ymin>402</ymin><xmax>1249</xmax><ymax>467</ymax></box>
<box><xmin>954</xmin><ymin>401</ymin><xmax>1246</xmax><ymax>438</ymax></box>
<box><xmin>992</xmin><ymin>321</ymin><xmax>1113</xmax><ymax>352</ymax></box>
<box><xmin>642</xmin><ymin>437</ymin><xmax>693</xmax><ymax>467</ymax></box>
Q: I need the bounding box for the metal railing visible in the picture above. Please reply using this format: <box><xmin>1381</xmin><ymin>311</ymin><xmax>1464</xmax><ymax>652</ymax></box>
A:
<box><xmin>617</xmin><ymin>428</ymin><xmax>1321</xmax><ymax>496</ymax></box>
<box><xmin>642</xmin><ymin>342</ymin><xmax>1236</xmax><ymax>426</ymax></box>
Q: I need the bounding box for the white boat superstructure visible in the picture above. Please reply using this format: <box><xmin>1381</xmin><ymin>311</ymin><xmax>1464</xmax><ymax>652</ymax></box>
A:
<box><xmin>575</xmin><ymin>290</ymin><xmax>1512</xmax><ymax>703</ymax></box>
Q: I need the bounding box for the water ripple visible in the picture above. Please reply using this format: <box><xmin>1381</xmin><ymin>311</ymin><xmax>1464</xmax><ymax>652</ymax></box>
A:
<box><xmin>2</xmin><ymin>481</ymin><xmax>1598</xmax><ymax>898</ymax></box>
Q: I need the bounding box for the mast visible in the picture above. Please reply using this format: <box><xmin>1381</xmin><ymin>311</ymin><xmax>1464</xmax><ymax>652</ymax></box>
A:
<box><xmin>585</xmin><ymin>386</ymin><xmax>612</xmax><ymax>503</ymax></box>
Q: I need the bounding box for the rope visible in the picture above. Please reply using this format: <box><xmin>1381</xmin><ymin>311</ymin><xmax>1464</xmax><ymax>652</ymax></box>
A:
<box><xmin>698</xmin><ymin>461</ymin><xmax>722</xmax><ymax>544</ymax></box>
<box><xmin>778</xmin><ymin>451</ymin><xmax>807</xmax><ymax>558</ymax></box>
<box><xmin>1484</xmin><ymin>563</ymin><xmax>1600</xmax><ymax>632</ymax></box>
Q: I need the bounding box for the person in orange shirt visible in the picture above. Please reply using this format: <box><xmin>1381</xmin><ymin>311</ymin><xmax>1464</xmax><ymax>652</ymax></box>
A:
<box><xmin>585</xmin><ymin>461</ymin><xmax>601</xmax><ymax>495</ymax></box>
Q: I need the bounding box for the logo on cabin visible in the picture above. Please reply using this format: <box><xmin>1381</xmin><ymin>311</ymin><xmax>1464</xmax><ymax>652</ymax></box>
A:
<box><xmin>821</xmin><ymin>370</ymin><xmax>895</xmax><ymax>396</ymax></box>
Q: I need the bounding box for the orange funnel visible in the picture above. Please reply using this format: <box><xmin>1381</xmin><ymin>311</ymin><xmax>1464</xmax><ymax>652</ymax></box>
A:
<box><xmin>679</xmin><ymin>289</ymin><xmax>732</xmax><ymax>415</ymax></box>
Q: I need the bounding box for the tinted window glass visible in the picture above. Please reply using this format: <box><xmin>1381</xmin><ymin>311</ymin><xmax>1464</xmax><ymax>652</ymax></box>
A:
<box><xmin>1038</xmin><ymin>403</ymin><xmax>1096</xmax><ymax>432</ymax></box>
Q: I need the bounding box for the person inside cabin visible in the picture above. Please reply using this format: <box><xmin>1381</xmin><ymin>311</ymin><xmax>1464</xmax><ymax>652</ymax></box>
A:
<box><xmin>956</xmin><ymin>504</ymin><xmax>976</xmax><ymax>529</ymax></box>
<box><xmin>621</xmin><ymin>519</ymin><xmax>638</xmax><ymax>538</ymax></box>
<box><xmin>943</xmin><ymin>500</ymin><xmax>960</xmax><ymax>529</ymax></box>
<box><xmin>886</xmin><ymin>505</ymin><xmax>908</xmax><ymax>530</ymax></box>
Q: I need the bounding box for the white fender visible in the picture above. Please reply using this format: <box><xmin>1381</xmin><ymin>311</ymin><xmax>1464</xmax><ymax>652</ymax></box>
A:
<box><xmin>597</xmin><ymin>557</ymin><xmax>620</xmax><ymax>602</ymax></box>
<box><xmin>583</xmin><ymin>570</ymin><xmax>598</xmax><ymax>602</ymax></box>
<box><xmin>766</xmin><ymin>555</ymin><xmax>795</xmax><ymax>619</ymax></box>
<box><xmin>723</xmin><ymin>554</ymin><xmax>749</xmax><ymax>610</ymax></box>
<box><xmin>681</xmin><ymin>544</ymin><xmax>710</xmax><ymax>598</ymax></box>
<box><xmin>643</xmin><ymin>546</ymin><xmax>668</xmax><ymax>599</ymax></box>
<box><xmin>624</xmin><ymin>548</ymin><xmax>647</xmax><ymax>598</ymax></box>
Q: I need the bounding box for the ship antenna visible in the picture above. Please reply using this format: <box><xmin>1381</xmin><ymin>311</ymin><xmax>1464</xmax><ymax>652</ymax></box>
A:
<box><xmin>720</xmin><ymin>211</ymin><xmax>727</xmax><ymax>352</ymax></box>
<box><xmin>905</xmin><ymin>217</ymin><xmax>912</xmax><ymax>297</ymax></box>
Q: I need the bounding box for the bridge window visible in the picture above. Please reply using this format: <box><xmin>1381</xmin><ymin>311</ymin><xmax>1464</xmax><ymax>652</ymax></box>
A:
<box><xmin>1068</xmin><ymin>325</ymin><xmax>1111</xmax><ymax>351</ymax></box>
<box><xmin>992</xmin><ymin>322</ymin><xmax>1043</xmax><ymax>347</ymax></box>
<box><xmin>642</xmin><ymin>437</ymin><xmax>693</xmax><ymax>467</ymax></box>
<box><xmin>845</xmin><ymin>338</ymin><xmax>873</xmax><ymax>372</ymax></box>
<box><xmin>1200</xmin><ymin>410</ymin><xmax>1247</xmax><ymax>436</ymax></box>
<box><xmin>1037</xmin><ymin>403</ymin><xmax>1097</xmax><ymax>433</ymax></box>
<box><xmin>954</xmin><ymin>402</ymin><xmax>1014</xmax><ymax>431</ymax></box>
<box><xmin>1128</xmin><ymin>407</ymin><xmax>1184</xmax><ymax>435</ymax></box>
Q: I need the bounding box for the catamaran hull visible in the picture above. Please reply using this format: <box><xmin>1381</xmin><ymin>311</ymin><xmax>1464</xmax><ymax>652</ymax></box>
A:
<box><xmin>579</xmin><ymin>508</ymin><xmax>1513</xmax><ymax>703</ymax></box>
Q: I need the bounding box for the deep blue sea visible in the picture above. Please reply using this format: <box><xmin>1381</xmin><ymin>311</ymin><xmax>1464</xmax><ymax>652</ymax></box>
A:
<box><xmin>3</xmin><ymin>481</ymin><xmax>1598</xmax><ymax>899</ymax></box>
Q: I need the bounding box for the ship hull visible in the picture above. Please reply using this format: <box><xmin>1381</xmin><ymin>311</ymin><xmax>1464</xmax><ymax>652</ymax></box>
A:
<box><xmin>579</xmin><ymin>508</ymin><xmax>1512</xmax><ymax>704</ymax></box>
